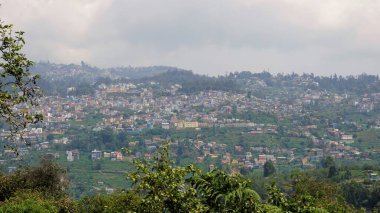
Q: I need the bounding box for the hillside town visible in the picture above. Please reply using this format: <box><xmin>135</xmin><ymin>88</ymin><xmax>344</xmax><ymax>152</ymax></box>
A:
<box><xmin>2</xmin><ymin>72</ymin><xmax>380</xmax><ymax>181</ymax></box>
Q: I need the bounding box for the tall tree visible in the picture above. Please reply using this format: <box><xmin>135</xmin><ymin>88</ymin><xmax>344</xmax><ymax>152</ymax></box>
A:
<box><xmin>264</xmin><ymin>160</ymin><xmax>276</xmax><ymax>177</ymax></box>
<box><xmin>321</xmin><ymin>156</ymin><xmax>335</xmax><ymax>168</ymax></box>
<box><xmin>0</xmin><ymin>20</ymin><xmax>42</xmax><ymax>137</ymax></box>
<box><xmin>328</xmin><ymin>165</ymin><xmax>339</xmax><ymax>178</ymax></box>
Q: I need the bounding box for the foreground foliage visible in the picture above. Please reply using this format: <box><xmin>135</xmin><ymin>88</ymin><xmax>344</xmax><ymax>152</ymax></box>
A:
<box><xmin>0</xmin><ymin>158</ymin><xmax>68</xmax><ymax>201</ymax></box>
<box><xmin>0</xmin><ymin>20</ymin><xmax>42</xmax><ymax>136</ymax></box>
<box><xmin>1</xmin><ymin>142</ymin><xmax>361</xmax><ymax>212</ymax></box>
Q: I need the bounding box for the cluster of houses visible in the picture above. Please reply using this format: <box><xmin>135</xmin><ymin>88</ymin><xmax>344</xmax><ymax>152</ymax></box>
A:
<box><xmin>91</xmin><ymin>149</ymin><xmax>123</xmax><ymax>161</ymax></box>
<box><xmin>65</xmin><ymin>149</ymin><xmax>124</xmax><ymax>161</ymax></box>
<box><xmin>1</xmin><ymin>77</ymin><xmax>380</xmax><ymax>189</ymax></box>
<box><xmin>8</xmin><ymin>78</ymin><xmax>376</xmax><ymax>142</ymax></box>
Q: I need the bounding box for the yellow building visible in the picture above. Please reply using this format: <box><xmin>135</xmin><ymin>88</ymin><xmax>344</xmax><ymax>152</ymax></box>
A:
<box><xmin>176</xmin><ymin>121</ymin><xmax>199</xmax><ymax>129</ymax></box>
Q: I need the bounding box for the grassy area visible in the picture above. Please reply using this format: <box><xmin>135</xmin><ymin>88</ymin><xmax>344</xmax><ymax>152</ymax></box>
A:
<box><xmin>50</xmin><ymin>151</ymin><xmax>133</xmax><ymax>198</ymax></box>
<box><xmin>355</xmin><ymin>128</ymin><xmax>380</xmax><ymax>149</ymax></box>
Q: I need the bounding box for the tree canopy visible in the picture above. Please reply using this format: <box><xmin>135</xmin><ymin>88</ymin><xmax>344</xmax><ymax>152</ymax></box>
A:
<box><xmin>263</xmin><ymin>160</ymin><xmax>276</xmax><ymax>177</ymax></box>
<box><xmin>0</xmin><ymin>20</ymin><xmax>42</xmax><ymax>137</ymax></box>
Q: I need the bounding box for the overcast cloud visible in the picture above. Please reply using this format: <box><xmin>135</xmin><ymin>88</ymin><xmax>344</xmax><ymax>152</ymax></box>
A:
<box><xmin>1</xmin><ymin>0</ymin><xmax>380</xmax><ymax>76</ymax></box>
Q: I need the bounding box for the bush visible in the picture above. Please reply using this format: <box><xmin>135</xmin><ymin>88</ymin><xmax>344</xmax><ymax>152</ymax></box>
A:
<box><xmin>0</xmin><ymin>191</ymin><xmax>58</xmax><ymax>213</ymax></box>
<box><xmin>78</xmin><ymin>192</ymin><xmax>141</xmax><ymax>213</ymax></box>
<box><xmin>0</xmin><ymin>158</ymin><xmax>67</xmax><ymax>202</ymax></box>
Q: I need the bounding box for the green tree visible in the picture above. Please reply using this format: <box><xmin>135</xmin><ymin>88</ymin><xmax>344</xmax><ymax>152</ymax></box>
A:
<box><xmin>341</xmin><ymin>181</ymin><xmax>370</xmax><ymax>208</ymax></box>
<box><xmin>267</xmin><ymin>183</ymin><xmax>289</xmax><ymax>210</ymax></box>
<box><xmin>263</xmin><ymin>160</ymin><xmax>276</xmax><ymax>177</ymax></box>
<box><xmin>289</xmin><ymin>173</ymin><xmax>355</xmax><ymax>212</ymax></box>
<box><xmin>0</xmin><ymin>20</ymin><xmax>43</xmax><ymax>136</ymax></box>
<box><xmin>127</xmin><ymin>141</ymin><xmax>206</xmax><ymax>212</ymax></box>
<box><xmin>321</xmin><ymin>156</ymin><xmax>335</xmax><ymax>168</ymax></box>
<box><xmin>0</xmin><ymin>191</ymin><xmax>58</xmax><ymax>213</ymax></box>
<box><xmin>342</xmin><ymin>169</ymin><xmax>352</xmax><ymax>180</ymax></box>
<box><xmin>369</xmin><ymin>186</ymin><xmax>380</xmax><ymax>210</ymax></box>
<box><xmin>127</xmin><ymin>141</ymin><xmax>265</xmax><ymax>212</ymax></box>
<box><xmin>267</xmin><ymin>181</ymin><xmax>352</xmax><ymax>213</ymax></box>
<box><xmin>78</xmin><ymin>192</ymin><xmax>141</xmax><ymax>213</ymax></box>
<box><xmin>0</xmin><ymin>157</ymin><xmax>68</xmax><ymax>201</ymax></box>
<box><xmin>328</xmin><ymin>165</ymin><xmax>339</xmax><ymax>178</ymax></box>
<box><xmin>191</xmin><ymin>169</ymin><xmax>261</xmax><ymax>212</ymax></box>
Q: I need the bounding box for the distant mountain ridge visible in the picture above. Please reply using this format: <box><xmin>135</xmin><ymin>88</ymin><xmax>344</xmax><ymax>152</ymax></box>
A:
<box><xmin>30</xmin><ymin>62</ymin><xmax>380</xmax><ymax>97</ymax></box>
<box><xmin>30</xmin><ymin>62</ymin><xmax>188</xmax><ymax>81</ymax></box>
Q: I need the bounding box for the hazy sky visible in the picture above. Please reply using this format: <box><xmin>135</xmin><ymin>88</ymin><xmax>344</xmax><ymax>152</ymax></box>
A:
<box><xmin>1</xmin><ymin>0</ymin><xmax>380</xmax><ymax>76</ymax></box>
